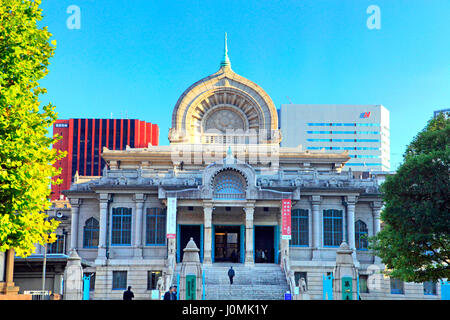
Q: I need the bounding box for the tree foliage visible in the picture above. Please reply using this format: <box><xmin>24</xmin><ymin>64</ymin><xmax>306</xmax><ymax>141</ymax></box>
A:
<box><xmin>370</xmin><ymin>113</ymin><xmax>450</xmax><ymax>282</ymax></box>
<box><xmin>0</xmin><ymin>0</ymin><xmax>65</xmax><ymax>257</ymax></box>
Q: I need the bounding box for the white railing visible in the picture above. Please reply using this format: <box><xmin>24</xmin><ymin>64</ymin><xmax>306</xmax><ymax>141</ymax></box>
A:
<box><xmin>281</xmin><ymin>256</ymin><xmax>298</xmax><ymax>300</ymax></box>
<box><xmin>23</xmin><ymin>290</ymin><xmax>51</xmax><ymax>300</ymax></box>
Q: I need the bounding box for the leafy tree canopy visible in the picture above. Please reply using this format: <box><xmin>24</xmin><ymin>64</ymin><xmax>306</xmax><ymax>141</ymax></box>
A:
<box><xmin>0</xmin><ymin>0</ymin><xmax>66</xmax><ymax>257</ymax></box>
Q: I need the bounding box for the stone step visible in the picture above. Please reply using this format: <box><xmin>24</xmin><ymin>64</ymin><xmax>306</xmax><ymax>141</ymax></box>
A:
<box><xmin>172</xmin><ymin>263</ymin><xmax>290</xmax><ymax>300</ymax></box>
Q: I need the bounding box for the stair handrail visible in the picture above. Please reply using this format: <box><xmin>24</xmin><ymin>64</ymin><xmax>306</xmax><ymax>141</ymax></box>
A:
<box><xmin>165</xmin><ymin>254</ymin><xmax>176</xmax><ymax>293</ymax></box>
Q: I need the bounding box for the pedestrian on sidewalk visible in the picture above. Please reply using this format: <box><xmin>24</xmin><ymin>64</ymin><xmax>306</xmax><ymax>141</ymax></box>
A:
<box><xmin>123</xmin><ymin>286</ymin><xmax>134</xmax><ymax>300</ymax></box>
<box><xmin>228</xmin><ymin>266</ymin><xmax>235</xmax><ymax>285</ymax></box>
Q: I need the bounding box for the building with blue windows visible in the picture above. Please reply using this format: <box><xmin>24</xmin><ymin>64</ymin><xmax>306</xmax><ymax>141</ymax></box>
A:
<box><xmin>280</xmin><ymin>104</ymin><xmax>390</xmax><ymax>172</ymax></box>
<box><xmin>14</xmin><ymin>40</ymin><xmax>440</xmax><ymax>301</ymax></box>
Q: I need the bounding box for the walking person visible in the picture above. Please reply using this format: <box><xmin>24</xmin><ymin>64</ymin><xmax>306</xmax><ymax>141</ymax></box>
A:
<box><xmin>123</xmin><ymin>286</ymin><xmax>134</xmax><ymax>300</ymax></box>
<box><xmin>228</xmin><ymin>266</ymin><xmax>235</xmax><ymax>285</ymax></box>
<box><xmin>171</xmin><ymin>286</ymin><xmax>178</xmax><ymax>300</ymax></box>
<box><xmin>164</xmin><ymin>286</ymin><xmax>177</xmax><ymax>300</ymax></box>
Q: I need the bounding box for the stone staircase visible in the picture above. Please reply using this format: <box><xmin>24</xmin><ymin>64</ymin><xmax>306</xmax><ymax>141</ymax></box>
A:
<box><xmin>203</xmin><ymin>263</ymin><xmax>289</xmax><ymax>300</ymax></box>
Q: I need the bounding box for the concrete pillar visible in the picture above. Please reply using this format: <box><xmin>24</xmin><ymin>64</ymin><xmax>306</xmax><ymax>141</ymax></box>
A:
<box><xmin>133</xmin><ymin>194</ymin><xmax>144</xmax><ymax>259</ymax></box>
<box><xmin>371</xmin><ymin>202</ymin><xmax>383</xmax><ymax>264</ymax></box>
<box><xmin>333</xmin><ymin>242</ymin><xmax>358</xmax><ymax>300</ymax></box>
<box><xmin>311</xmin><ymin>195</ymin><xmax>321</xmax><ymax>260</ymax></box>
<box><xmin>69</xmin><ymin>199</ymin><xmax>81</xmax><ymax>250</ymax></box>
<box><xmin>4</xmin><ymin>249</ymin><xmax>14</xmax><ymax>284</ymax></box>
<box><xmin>0</xmin><ymin>249</ymin><xmax>20</xmax><ymax>296</ymax></box>
<box><xmin>371</xmin><ymin>202</ymin><xmax>382</xmax><ymax>235</ymax></box>
<box><xmin>346</xmin><ymin>196</ymin><xmax>357</xmax><ymax>261</ymax></box>
<box><xmin>64</xmin><ymin>250</ymin><xmax>83</xmax><ymax>300</ymax></box>
<box><xmin>203</xmin><ymin>206</ymin><xmax>213</xmax><ymax>265</ymax></box>
<box><xmin>179</xmin><ymin>238</ymin><xmax>203</xmax><ymax>300</ymax></box>
<box><xmin>96</xmin><ymin>194</ymin><xmax>109</xmax><ymax>264</ymax></box>
<box><xmin>347</xmin><ymin>202</ymin><xmax>356</xmax><ymax>251</ymax></box>
<box><xmin>244</xmin><ymin>206</ymin><xmax>254</xmax><ymax>265</ymax></box>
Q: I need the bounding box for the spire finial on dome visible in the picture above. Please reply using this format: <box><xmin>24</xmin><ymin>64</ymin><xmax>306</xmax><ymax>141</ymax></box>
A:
<box><xmin>220</xmin><ymin>32</ymin><xmax>231</xmax><ymax>68</ymax></box>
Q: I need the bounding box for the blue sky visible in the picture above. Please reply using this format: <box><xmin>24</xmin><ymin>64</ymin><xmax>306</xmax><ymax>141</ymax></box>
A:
<box><xmin>39</xmin><ymin>0</ymin><xmax>450</xmax><ymax>171</ymax></box>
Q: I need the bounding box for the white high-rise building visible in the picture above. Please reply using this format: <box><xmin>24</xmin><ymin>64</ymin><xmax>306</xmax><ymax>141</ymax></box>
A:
<box><xmin>280</xmin><ymin>104</ymin><xmax>390</xmax><ymax>171</ymax></box>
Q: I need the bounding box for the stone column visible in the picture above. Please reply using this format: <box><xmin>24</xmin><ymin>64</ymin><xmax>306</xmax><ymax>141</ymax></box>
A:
<box><xmin>371</xmin><ymin>202</ymin><xmax>382</xmax><ymax>235</ymax></box>
<box><xmin>311</xmin><ymin>195</ymin><xmax>321</xmax><ymax>260</ymax></box>
<box><xmin>133</xmin><ymin>194</ymin><xmax>145</xmax><ymax>259</ymax></box>
<box><xmin>346</xmin><ymin>196</ymin><xmax>357</xmax><ymax>259</ymax></box>
<box><xmin>69</xmin><ymin>199</ymin><xmax>81</xmax><ymax>250</ymax></box>
<box><xmin>244</xmin><ymin>206</ymin><xmax>254</xmax><ymax>265</ymax></box>
<box><xmin>203</xmin><ymin>205</ymin><xmax>213</xmax><ymax>265</ymax></box>
<box><xmin>96</xmin><ymin>194</ymin><xmax>109</xmax><ymax>264</ymax></box>
<box><xmin>371</xmin><ymin>202</ymin><xmax>383</xmax><ymax>264</ymax></box>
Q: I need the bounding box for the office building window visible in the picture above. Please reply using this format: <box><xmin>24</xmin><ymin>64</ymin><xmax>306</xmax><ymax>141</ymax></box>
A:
<box><xmin>323</xmin><ymin>209</ymin><xmax>343</xmax><ymax>247</ymax></box>
<box><xmin>112</xmin><ymin>271</ymin><xmax>127</xmax><ymax>290</ymax></box>
<box><xmin>146</xmin><ymin>208</ymin><xmax>166</xmax><ymax>245</ymax></box>
<box><xmin>291</xmin><ymin>209</ymin><xmax>309</xmax><ymax>246</ymax></box>
<box><xmin>111</xmin><ymin>207</ymin><xmax>132</xmax><ymax>246</ymax></box>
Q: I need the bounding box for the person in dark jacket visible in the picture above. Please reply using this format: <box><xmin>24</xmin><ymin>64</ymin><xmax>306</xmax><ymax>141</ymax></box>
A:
<box><xmin>123</xmin><ymin>286</ymin><xmax>134</xmax><ymax>300</ymax></box>
<box><xmin>228</xmin><ymin>266</ymin><xmax>235</xmax><ymax>285</ymax></box>
<box><xmin>171</xmin><ymin>286</ymin><xmax>177</xmax><ymax>300</ymax></box>
<box><xmin>164</xmin><ymin>286</ymin><xmax>177</xmax><ymax>300</ymax></box>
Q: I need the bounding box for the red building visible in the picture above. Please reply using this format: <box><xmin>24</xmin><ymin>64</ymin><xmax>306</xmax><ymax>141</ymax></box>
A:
<box><xmin>51</xmin><ymin>119</ymin><xmax>159</xmax><ymax>200</ymax></box>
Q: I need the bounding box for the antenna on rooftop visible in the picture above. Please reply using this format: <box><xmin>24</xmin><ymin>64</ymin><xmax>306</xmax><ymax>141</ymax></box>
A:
<box><xmin>286</xmin><ymin>96</ymin><xmax>293</xmax><ymax>104</ymax></box>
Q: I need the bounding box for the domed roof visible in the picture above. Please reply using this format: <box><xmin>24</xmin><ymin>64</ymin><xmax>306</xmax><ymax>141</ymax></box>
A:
<box><xmin>169</xmin><ymin>35</ymin><xmax>280</xmax><ymax>145</ymax></box>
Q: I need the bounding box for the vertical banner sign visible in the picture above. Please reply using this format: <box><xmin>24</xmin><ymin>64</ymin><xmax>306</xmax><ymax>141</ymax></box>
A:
<box><xmin>281</xmin><ymin>199</ymin><xmax>292</xmax><ymax>240</ymax></box>
<box><xmin>167</xmin><ymin>197</ymin><xmax>177</xmax><ymax>239</ymax></box>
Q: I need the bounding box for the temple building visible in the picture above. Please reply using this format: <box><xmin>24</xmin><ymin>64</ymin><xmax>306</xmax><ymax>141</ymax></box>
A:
<box><xmin>59</xmin><ymin>36</ymin><xmax>441</xmax><ymax>300</ymax></box>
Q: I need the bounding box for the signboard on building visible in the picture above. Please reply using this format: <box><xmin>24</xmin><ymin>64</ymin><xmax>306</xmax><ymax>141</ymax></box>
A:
<box><xmin>167</xmin><ymin>197</ymin><xmax>177</xmax><ymax>239</ymax></box>
<box><xmin>342</xmin><ymin>276</ymin><xmax>353</xmax><ymax>300</ymax></box>
<box><xmin>281</xmin><ymin>199</ymin><xmax>292</xmax><ymax>240</ymax></box>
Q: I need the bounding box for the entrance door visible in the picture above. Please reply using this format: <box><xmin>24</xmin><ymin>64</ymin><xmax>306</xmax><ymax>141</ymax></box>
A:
<box><xmin>178</xmin><ymin>225</ymin><xmax>202</xmax><ymax>262</ymax></box>
<box><xmin>214</xmin><ymin>226</ymin><xmax>240</xmax><ymax>263</ymax></box>
<box><xmin>254</xmin><ymin>226</ymin><xmax>275</xmax><ymax>263</ymax></box>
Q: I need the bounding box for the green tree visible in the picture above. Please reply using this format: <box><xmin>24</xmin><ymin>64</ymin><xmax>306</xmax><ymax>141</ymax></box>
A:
<box><xmin>0</xmin><ymin>0</ymin><xmax>65</xmax><ymax>257</ymax></box>
<box><xmin>370</xmin><ymin>112</ymin><xmax>450</xmax><ymax>282</ymax></box>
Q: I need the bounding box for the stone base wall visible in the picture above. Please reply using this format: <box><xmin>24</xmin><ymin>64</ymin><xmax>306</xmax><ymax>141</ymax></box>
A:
<box><xmin>93</xmin><ymin>261</ymin><xmax>166</xmax><ymax>300</ymax></box>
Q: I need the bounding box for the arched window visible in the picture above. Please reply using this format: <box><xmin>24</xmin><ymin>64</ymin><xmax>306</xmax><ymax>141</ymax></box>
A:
<box><xmin>111</xmin><ymin>207</ymin><xmax>132</xmax><ymax>246</ymax></box>
<box><xmin>355</xmin><ymin>220</ymin><xmax>369</xmax><ymax>250</ymax></box>
<box><xmin>213</xmin><ymin>170</ymin><xmax>246</xmax><ymax>199</ymax></box>
<box><xmin>83</xmin><ymin>217</ymin><xmax>99</xmax><ymax>248</ymax></box>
